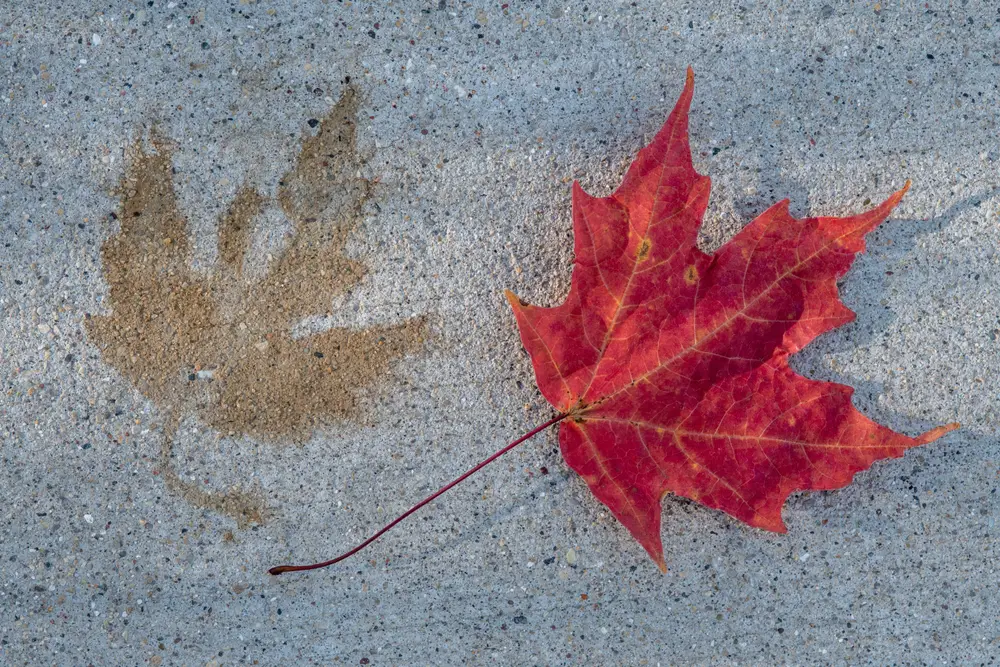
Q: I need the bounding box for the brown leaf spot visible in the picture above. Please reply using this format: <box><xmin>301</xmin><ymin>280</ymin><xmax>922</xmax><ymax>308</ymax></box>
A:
<box><xmin>636</xmin><ymin>238</ymin><xmax>652</xmax><ymax>262</ymax></box>
<box><xmin>683</xmin><ymin>264</ymin><xmax>699</xmax><ymax>285</ymax></box>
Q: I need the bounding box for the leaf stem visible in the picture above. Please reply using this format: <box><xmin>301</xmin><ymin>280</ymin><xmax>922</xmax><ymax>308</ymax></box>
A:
<box><xmin>268</xmin><ymin>412</ymin><xmax>569</xmax><ymax>575</ymax></box>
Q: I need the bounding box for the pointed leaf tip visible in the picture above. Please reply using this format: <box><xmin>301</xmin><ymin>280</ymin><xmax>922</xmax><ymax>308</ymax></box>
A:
<box><xmin>916</xmin><ymin>422</ymin><xmax>960</xmax><ymax>445</ymax></box>
<box><xmin>677</xmin><ymin>67</ymin><xmax>695</xmax><ymax>111</ymax></box>
<box><xmin>885</xmin><ymin>180</ymin><xmax>911</xmax><ymax>210</ymax></box>
<box><xmin>504</xmin><ymin>289</ymin><xmax>525</xmax><ymax>309</ymax></box>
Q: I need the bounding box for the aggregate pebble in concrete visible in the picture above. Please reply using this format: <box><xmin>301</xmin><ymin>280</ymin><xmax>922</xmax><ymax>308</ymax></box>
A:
<box><xmin>1</xmin><ymin>1</ymin><xmax>998</xmax><ymax>664</ymax></box>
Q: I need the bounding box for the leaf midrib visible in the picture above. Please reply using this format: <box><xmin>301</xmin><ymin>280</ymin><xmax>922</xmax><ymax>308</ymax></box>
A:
<box><xmin>574</xmin><ymin>122</ymin><xmax>702</xmax><ymax>404</ymax></box>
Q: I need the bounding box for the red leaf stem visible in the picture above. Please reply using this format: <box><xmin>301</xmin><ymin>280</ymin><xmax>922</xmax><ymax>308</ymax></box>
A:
<box><xmin>269</xmin><ymin>412</ymin><xmax>568</xmax><ymax>575</ymax></box>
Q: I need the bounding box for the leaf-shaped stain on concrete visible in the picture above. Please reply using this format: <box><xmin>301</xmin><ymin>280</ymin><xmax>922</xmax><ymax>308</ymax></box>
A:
<box><xmin>87</xmin><ymin>87</ymin><xmax>427</xmax><ymax>524</ymax></box>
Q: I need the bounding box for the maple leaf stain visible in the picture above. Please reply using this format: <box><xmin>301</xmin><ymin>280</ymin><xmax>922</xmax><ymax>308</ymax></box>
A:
<box><xmin>87</xmin><ymin>86</ymin><xmax>427</xmax><ymax>525</ymax></box>
<box><xmin>507</xmin><ymin>68</ymin><xmax>958</xmax><ymax>571</ymax></box>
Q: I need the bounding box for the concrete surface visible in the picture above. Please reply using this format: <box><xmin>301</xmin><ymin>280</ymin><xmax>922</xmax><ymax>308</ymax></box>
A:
<box><xmin>1</xmin><ymin>1</ymin><xmax>998</xmax><ymax>664</ymax></box>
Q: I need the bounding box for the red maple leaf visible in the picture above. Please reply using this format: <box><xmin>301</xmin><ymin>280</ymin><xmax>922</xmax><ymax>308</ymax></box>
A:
<box><xmin>504</xmin><ymin>68</ymin><xmax>957</xmax><ymax>570</ymax></box>
<box><xmin>268</xmin><ymin>68</ymin><xmax>957</xmax><ymax>576</ymax></box>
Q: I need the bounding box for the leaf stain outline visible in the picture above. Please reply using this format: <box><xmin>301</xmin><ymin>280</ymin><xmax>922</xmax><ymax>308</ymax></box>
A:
<box><xmin>87</xmin><ymin>86</ymin><xmax>428</xmax><ymax>525</ymax></box>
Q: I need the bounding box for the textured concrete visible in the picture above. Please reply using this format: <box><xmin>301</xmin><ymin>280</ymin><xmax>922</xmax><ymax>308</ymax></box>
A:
<box><xmin>1</xmin><ymin>1</ymin><xmax>997</xmax><ymax>664</ymax></box>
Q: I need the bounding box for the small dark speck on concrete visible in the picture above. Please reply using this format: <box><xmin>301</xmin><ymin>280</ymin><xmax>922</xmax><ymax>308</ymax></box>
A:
<box><xmin>307</xmin><ymin>118</ymin><xmax>319</xmax><ymax>128</ymax></box>
<box><xmin>927</xmin><ymin>53</ymin><xmax>934</xmax><ymax>59</ymax></box>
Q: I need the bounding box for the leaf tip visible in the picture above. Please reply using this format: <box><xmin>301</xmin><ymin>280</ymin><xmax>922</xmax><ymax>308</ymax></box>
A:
<box><xmin>679</xmin><ymin>66</ymin><xmax>695</xmax><ymax>107</ymax></box>
<box><xmin>655</xmin><ymin>558</ymin><xmax>668</xmax><ymax>574</ymax></box>
<box><xmin>916</xmin><ymin>422</ymin><xmax>960</xmax><ymax>445</ymax></box>
<box><xmin>748</xmin><ymin>507</ymin><xmax>788</xmax><ymax>534</ymax></box>
<box><xmin>880</xmin><ymin>180</ymin><xmax>911</xmax><ymax>214</ymax></box>
<box><xmin>893</xmin><ymin>179</ymin><xmax>911</xmax><ymax>201</ymax></box>
<box><xmin>504</xmin><ymin>289</ymin><xmax>527</xmax><ymax>309</ymax></box>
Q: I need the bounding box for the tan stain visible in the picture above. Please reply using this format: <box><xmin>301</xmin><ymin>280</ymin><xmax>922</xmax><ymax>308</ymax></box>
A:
<box><xmin>87</xmin><ymin>86</ymin><xmax>427</xmax><ymax>523</ymax></box>
<box><xmin>158</xmin><ymin>414</ymin><xmax>269</xmax><ymax>528</ymax></box>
